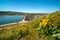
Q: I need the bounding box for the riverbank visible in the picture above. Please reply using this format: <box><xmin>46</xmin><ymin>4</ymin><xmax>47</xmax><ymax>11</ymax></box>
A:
<box><xmin>0</xmin><ymin>20</ymin><xmax>29</xmax><ymax>30</ymax></box>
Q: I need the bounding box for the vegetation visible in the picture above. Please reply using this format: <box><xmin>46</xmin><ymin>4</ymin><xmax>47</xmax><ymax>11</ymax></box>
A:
<box><xmin>0</xmin><ymin>11</ymin><xmax>47</xmax><ymax>15</ymax></box>
<box><xmin>0</xmin><ymin>10</ymin><xmax>60</xmax><ymax>40</ymax></box>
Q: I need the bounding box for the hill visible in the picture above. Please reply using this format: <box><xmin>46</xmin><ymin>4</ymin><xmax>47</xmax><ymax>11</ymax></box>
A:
<box><xmin>0</xmin><ymin>10</ymin><xmax>60</xmax><ymax>40</ymax></box>
<box><xmin>0</xmin><ymin>11</ymin><xmax>47</xmax><ymax>15</ymax></box>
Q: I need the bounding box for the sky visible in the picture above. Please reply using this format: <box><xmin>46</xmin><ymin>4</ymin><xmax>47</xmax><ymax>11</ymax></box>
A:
<box><xmin>0</xmin><ymin>0</ymin><xmax>60</xmax><ymax>13</ymax></box>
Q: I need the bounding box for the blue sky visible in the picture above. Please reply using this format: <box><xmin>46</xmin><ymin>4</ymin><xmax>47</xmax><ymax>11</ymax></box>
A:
<box><xmin>0</xmin><ymin>0</ymin><xmax>60</xmax><ymax>13</ymax></box>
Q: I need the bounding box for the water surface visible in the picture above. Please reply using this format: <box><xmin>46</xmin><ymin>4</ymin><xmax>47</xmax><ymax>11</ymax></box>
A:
<box><xmin>0</xmin><ymin>15</ymin><xmax>23</xmax><ymax>25</ymax></box>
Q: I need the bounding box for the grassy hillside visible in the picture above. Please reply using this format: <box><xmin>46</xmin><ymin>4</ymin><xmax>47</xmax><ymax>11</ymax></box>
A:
<box><xmin>0</xmin><ymin>10</ymin><xmax>60</xmax><ymax>40</ymax></box>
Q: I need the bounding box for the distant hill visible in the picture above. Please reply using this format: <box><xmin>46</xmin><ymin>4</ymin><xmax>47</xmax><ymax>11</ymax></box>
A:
<box><xmin>0</xmin><ymin>11</ymin><xmax>47</xmax><ymax>15</ymax></box>
<box><xmin>0</xmin><ymin>11</ymin><xmax>25</xmax><ymax>15</ymax></box>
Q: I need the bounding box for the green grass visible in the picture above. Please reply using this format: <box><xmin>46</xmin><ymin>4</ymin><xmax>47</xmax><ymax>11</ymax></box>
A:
<box><xmin>0</xmin><ymin>10</ymin><xmax>60</xmax><ymax>40</ymax></box>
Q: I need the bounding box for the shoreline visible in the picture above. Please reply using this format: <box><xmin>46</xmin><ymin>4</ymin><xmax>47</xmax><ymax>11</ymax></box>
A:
<box><xmin>0</xmin><ymin>22</ymin><xmax>17</xmax><ymax>27</ymax></box>
<box><xmin>0</xmin><ymin>20</ymin><xmax>29</xmax><ymax>29</ymax></box>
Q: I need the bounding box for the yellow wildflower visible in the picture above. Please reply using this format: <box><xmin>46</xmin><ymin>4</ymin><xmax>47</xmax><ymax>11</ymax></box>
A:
<box><xmin>40</xmin><ymin>19</ymin><xmax>49</xmax><ymax>27</ymax></box>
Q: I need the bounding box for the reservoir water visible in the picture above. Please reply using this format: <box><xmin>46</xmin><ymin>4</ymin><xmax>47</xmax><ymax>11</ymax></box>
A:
<box><xmin>0</xmin><ymin>15</ymin><xmax>24</xmax><ymax>25</ymax></box>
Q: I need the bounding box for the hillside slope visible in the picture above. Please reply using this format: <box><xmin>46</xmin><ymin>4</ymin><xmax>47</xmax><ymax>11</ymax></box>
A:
<box><xmin>0</xmin><ymin>10</ymin><xmax>60</xmax><ymax>40</ymax></box>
